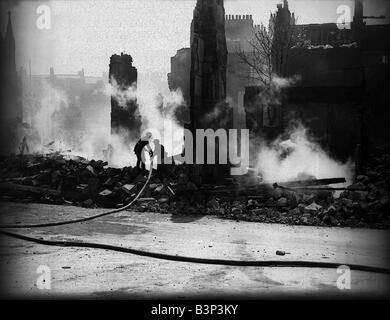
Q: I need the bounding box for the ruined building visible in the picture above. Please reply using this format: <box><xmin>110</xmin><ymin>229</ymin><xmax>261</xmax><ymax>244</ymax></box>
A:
<box><xmin>167</xmin><ymin>48</ymin><xmax>191</xmax><ymax>125</ymax></box>
<box><xmin>225</xmin><ymin>15</ymin><xmax>254</xmax><ymax>130</ymax></box>
<box><xmin>109</xmin><ymin>53</ymin><xmax>141</xmax><ymax>143</ymax></box>
<box><xmin>0</xmin><ymin>11</ymin><xmax>23</xmax><ymax>154</ymax></box>
<box><xmin>168</xmin><ymin>0</ymin><xmax>389</xmax><ymax>169</ymax></box>
<box><xmin>168</xmin><ymin>0</ymin><xmax>388</xmax><ymax>173</ymax></box>
<box><xmin>168</xmin><ymin>12</ymin><xmax>254</xmax><ymax>129</ymax></box>
<box><xmin>244</xmin><ymin>0</ymin><xmax>390</xmax><ymax>168</ymax></box>
<box><xmin>269</xmin><ymin>0</ymin><xmax>296</xmax><ymax>77</ymax></box>
<box><xmin>225</xmin><ymin>14</ymin><xmax>254</xmax><ymax>52</ymax></box>
<box><xmin>189</xmin><ymin>0</ymin><xmax>228</xmax><ymax>131</ymax></box>
<box><xmin>187</xmin><ymin>0</ymin><xmax>229</xmax><ymax>183</ymax></box>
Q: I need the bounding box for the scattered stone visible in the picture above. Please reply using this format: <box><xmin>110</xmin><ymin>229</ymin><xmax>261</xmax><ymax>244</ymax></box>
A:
<box><xmin>122</xmin><ymin>184</ymin><xmax>136</xmax><ymax>194</ymax></box>
<box><xmin>356</xmin><ymin>175</ymin><xmax>369</xmax><ymax>183</ymax></box>
<box><xmin>302</xmin><ymin>194</ymin><xmax>316</xmax><ymax>204</ymax></box>
<box><xmin>324</xmin><ymin>205</ymin><xmax>337</xmax><ymax>215</ymax></box>
<box><xmin>298</xmin><ymin>203</ymin><xmax>306</xmax><ymax>213</ymax></box>
<box><xmin>246</xmin><ymin>199</ymin><xmax>257</xmax><ymax>210</ymax></box>
<box><xmin>0</xmin><ymin>150</ymin><xmax>389</xmax><ymax>229</ymax></box>
<box><xmin>304</xmin><ymin>202</ymin><xmax>322</xmax><ymax>214</ymax></box>
<box><xmin>82</xmin><ymin>198</ymin><xmax>94</xmax><ymax>208</ymax></box>
<box><xmin>86</xmin><ymin>165</ymin><xmax>95</xmax><ymax>175</ymax></box>
<box><xmin>231</xmin><ymin>207</ymin><xmax>242</xmax><ymax>215</ymax></box>
<box><xmin>207</xmin><ymin>198</ymin><xmax>220</xmax><ymax>210</ymax></box>
<box><xmin>136</xmin><ymin>197</ymin><xmax>157</xmax><ymax>203</ymax></box>
<box><xmin>350</xmin><ymin>191</ymin><xmax>368</xmax><ymax>201</ymax></box>
<box><xmin>330</xmin><ymin>216</ymin><xmax>339</xmax><ymax>226</ymax></box>
<box><xmin>347</xmin><ymin>182</ymin><xmax>365</xmax><ymax>190</ymax></box>
<box><xmin>148</xmin><ymin>183</ymin><xmax>158</xmax><ymax>190</ymax></box>
<box><xmin>158</xmin><ymin>195</ymin><xmax>170</xmax><ymax>204</ymax></box>
<box><xmin>154</xmin><ymin>185</ymin><xmax>165</xmax><ymax>193</ymax></box>
<box><xmin>277</xmin><ymin>197</ymin><xmax>288</xmax><ymax>207</ymax></box>
<box><xmin>322</xmin><ymin>214</ymin><xmax>331</xmax><ymax>224</ymax></box>
<box><xmin>186</xmin><ymin>181</ymin><xmax>197</xmax><ymax>191</ymax></box>
<box><xmin>251</xmin><ymin>208</ymin><xmax>265</xmax><ymax>216</ymax></box>
<box><xmin>290</xmin><ymin>207</ymin><xmax>300</xmax><ymax>216</ymax></box>
<box><xmin>99</xmin><ymin>189</ymin><xmax>112</xmax><ymax>197</ymax></box>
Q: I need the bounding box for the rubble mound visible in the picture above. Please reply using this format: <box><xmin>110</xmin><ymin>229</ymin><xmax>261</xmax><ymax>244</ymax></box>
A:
<box><xmin>0</xmin><ymin>150</ymin><xmax>389</xmax><ymax>229</ymax></box>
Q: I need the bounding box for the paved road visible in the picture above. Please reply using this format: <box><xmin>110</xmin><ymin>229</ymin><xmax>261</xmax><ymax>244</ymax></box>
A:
<box><xmin>0</xmin><ymin>202</ymin><xmax>389</xmax><ymax>298</ymax></box>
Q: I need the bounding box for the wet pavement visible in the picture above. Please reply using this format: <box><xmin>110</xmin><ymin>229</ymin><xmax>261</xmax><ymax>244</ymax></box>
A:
<box><xmin>0</xmin><ymin>202</ymin><xmax>389</xmax><ymax>298</ymax></box>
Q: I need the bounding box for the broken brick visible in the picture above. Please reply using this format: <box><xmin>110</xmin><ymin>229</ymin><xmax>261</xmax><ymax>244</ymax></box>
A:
<box><xmin>122</xmin><ymin>184</ymin><xmax>136</xmax><ymax>194</ymax></box>
<box><xmin>99</xmin><ymin>189</ymin><xmax>113</xmax><ymax>197</ymax></box>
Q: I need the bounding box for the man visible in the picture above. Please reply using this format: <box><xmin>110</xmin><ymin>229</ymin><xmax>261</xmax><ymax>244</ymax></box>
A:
<box><xmin>134</xmin><ymin>132</ymin><xmax>153</xmax><ymax>171</ymax></box>
<box><xmin>152</xmin><ymin>138</ymin><xmax>169</xmax><ymax>178</ymax></box>
<box><xmin>152</xmin><ymin>139</ymin><xmax>167</xmax><ymax>166</ymax></box>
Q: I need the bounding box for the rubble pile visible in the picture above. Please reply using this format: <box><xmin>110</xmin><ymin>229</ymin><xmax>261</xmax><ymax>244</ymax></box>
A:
<box><xmin>220</xmin><ymin>151</ymin><xmax>389</xmax><ymax>229</ymax></box>
<box><xmin>0</xmin><ymin>153</ymin><xmax>179</xmax><ymax>209</ymax></box>
<box><xmin>0</xmin><ymin>150</ymin><xmax>389</xmax><ymax>229</ymax></box>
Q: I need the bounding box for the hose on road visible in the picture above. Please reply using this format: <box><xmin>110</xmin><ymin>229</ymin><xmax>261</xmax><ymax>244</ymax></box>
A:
<box><xmin>1</xmin><ymin>229</ymin><xmax>389</xmax><ymax>275</ymax></box>
<box><xmin>1</xmin><ymin>157</ymin><xmax>389</xmax><ymax>275</ymax></box>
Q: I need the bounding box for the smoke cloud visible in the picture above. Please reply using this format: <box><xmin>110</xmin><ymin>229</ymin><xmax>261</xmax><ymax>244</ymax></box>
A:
<box><xmin>247</xmin><ymin>75</ymin><xmax>353</xmax><ymax>184</ymax></box>
<box><xmin>106</xmin><ymin>75</ymin><xmax>186</xmax><ymax>166</ymax></box>
<box><xmin>256</xmin><ymin>122</ymin><xmax>354</xmax><ymax>184</ymax></box>
<box><xmin>132</xmin><ymin>77</ymin><xmax>185</xmax><ymax>160</ymax></box>
<box><xmin>20</xmin><ymin>72</ymin><xmax>186</xmax><ymax>169</ymax></box>
<box><xmin>21</xmin><ymin>79</ymin><xmax>128</xmax><ymax>164</ymax></box>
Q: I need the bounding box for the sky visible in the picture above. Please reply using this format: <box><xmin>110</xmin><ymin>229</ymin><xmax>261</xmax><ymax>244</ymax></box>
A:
<box><xmin>1</xmin><ymin>0</ymin><xmax>389</xmax><ymax>87</ymax></box>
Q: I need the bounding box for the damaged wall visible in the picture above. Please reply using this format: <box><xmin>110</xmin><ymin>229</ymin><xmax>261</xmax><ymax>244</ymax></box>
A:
<box><xmin>188</xmin><ymin>0</ymin><xmax>230</xmax><ymax>183</ymax></box>
<box><xmin>109</xmin><ymin>52</ymin><xmax>142</xmax><ymax>143</ymax></box>
<box><xmin>189</xmin><ymin>0</ymin><xmax>228</xmax><ymax>130</ymax></box>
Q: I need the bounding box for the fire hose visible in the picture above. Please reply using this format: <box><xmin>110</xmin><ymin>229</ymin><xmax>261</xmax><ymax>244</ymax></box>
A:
<box><xmin>0</xmin><ymin>157</ymin><xmax>389</xmax><ymax>275</ymax></box>
<box><xmin>1</xmin><ymin>228</ymin><xmax>389</xmax><ymax>274</ymax></box>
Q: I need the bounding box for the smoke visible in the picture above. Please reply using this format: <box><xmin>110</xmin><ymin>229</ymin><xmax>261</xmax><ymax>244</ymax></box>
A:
<box><xmin>36</xmin><ymin>81</ymin><xmax>70</xmax><ymax>146</ymax></box>
<box><xmin>262</xmin><ymin>75</ymin><xmax>301</xmax><ymax>107</ymax></box>
<box><xmin>247</xmin><ymin>75</ymin><xmax>353</xmax><ymax>184</ymax></box>
<box><xmin>20</xmin><ymin>69</ymin><xmax>352</xmax><ymax>183</ymax></box>
<box><xmin>20</xmin><ymin>80</ymin><xmax>70</xmax><ymax>153</ymax></box>
<box><xmin>105</xmin><ymin>76</ymin><xmax>142</xmax><ymax>144</ymax></box>
<box><xmin>124</xmin><ymin>76</ymin><xmax>186</xmax><ymax>160</ymax></box>
<box><xmin>19</xmin><ymin>70</ymin><xmax>187</xmax><ymax>169</ymax></box>
<box><xmin>20</xmin><ymin>78</ymin><xmax>135</xmax><ymax>165</ymax></box>
<box><xmin>21</xmin><ymin>78</ymin><xmax>141</xmax><ymax>167</ymax></box>
<box><xmin>203</xmin><ymin>99</ymin><xmax>233</xmax><ymax>129</ymax></box>
<box><xmin>102</xmin><ymin>76</ymin><xmax>187</xmax><ymax>168</ymax></box>
<box><xmin>106</xmin><ymin>78</ymin><xmax>137</xmax><ymax>107</ymax></box>
<box><xmin>25</xmin><ymin>74</ymin><xmax>187</xmax><ymax>168</ymax></box>
<box><xmin>256</xmin><ymin>122</ymin><xmax>354</xmax><ymax>184</ymax></box>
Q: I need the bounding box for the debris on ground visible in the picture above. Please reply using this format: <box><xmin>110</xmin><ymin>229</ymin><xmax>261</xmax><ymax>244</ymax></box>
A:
<box><xmin>276</xmin><ymin>250</ymin><xmax>291</xmax><ymax>256</ymax></box>
<box><xmin>0</xmin><ymin>148</ymin><xmax>389</xmax><ymax>229</ymax></box>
